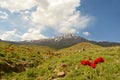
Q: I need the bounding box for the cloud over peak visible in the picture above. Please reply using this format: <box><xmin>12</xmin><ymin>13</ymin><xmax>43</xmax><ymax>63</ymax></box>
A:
<box><xmin>21</xmin><ymin>28</ymin><xmax>47</xmax><ymax>41</ymax></box>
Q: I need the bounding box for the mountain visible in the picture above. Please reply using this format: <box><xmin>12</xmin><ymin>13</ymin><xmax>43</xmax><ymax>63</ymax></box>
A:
<box><xmin>19</xmin><ymin>34</ymin><xmax>88</xmax><ymax>49</ymax></box>
<box><xmin>0</xmin><ymin>33</ymin><xmax>120</xmax><ymax>49</ymax></box>
<box><xmin>18</xmin><ymin>33</ymin><xmax>120</xmax><ymax>49</ymax></box>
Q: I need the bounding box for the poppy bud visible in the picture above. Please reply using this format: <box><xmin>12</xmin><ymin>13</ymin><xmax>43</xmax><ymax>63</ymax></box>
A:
<box><xmin>61</xmin><ymin>63</ymin><xmax>67</xmax><ymax>67</ymax></box>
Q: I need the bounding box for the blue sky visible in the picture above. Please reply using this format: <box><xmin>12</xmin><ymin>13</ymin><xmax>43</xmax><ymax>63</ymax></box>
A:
<box><xmin>0</xmin><ymin>0</ymin><xmax>120</xmax><ymax>42</ymax></box>
<box><xmin>80</xmin><ymin>0</ymin><xmax>120</xmax><ymax>42</ymax></box>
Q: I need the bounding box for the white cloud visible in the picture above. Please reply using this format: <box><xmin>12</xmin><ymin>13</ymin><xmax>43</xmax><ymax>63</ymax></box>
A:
<box><xmin>0</xmin><ymin>0</ymin><xmax>92</xmax><ymax>41</ymax></box>
<box><xmin>20</xmin><ymin>11</ymin><xmax>31</xmax><ymax>21</ymax></box>
<box><xmin>31</xmin><ymin>0</ymin><xmax>91</xmax><ymax>34</ymax></box>
<box><xmin>0</xmin><ymin>28</ymin><xmax>47</xmax><ymax>41</ymax></box>
<box><xmin>0</xmin><ymin>11</ymin><xmax>8</xmax><ymax>19</ymax></box>
<box><xmin>1</xmin><ymin>16</ymin><xmax>47</xmax><ymax>41</ymax></box>
<box><xmin>0</xmin><ymin>29</ymin><xmax>20</xmax><ymax>41</ymax></box>
<box><xmin>83</xmin><ymin>32</ymin><xmax>90</xmax><ymax>36</ymax></box>
<box><xmin>21</xmin><ymin>28</ymin><xmax>47</xmax><ymax>41</ymax></box>
<box><xmin>0</xmin><ymin>0</ymin><xmax>37</xmax><ymax>12</ymax></box>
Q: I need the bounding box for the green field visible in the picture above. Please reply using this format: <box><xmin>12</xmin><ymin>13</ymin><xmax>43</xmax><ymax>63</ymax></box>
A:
<box><xmin>0</xmin><ymin>42</ymin><xmax>120</xmax><ymax>80</ymax></box>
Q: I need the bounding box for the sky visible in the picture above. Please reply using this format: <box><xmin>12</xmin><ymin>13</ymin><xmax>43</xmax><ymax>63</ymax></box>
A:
<box><xmin>0</xmin><ymin>0</ymin><xmax>120</xmax><ymax>42</ymax></box>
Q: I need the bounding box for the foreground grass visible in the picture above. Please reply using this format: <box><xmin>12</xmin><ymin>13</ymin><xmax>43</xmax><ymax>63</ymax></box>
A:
<box><xmin>0</xmin><ymin>42</ymin><xmax>120</xmax><ymax>80</ymax></box>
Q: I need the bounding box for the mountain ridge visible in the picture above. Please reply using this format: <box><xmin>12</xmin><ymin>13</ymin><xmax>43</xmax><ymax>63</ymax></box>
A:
<box><xmin>0</xmin><ymin>34</ymin><xmax>120</xmax><ymax>49</ymax></box>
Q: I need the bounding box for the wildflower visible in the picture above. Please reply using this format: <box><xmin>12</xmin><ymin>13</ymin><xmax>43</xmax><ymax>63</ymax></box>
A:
<box><xmin>94</xmin><ymin>57</ymin><xmax>104</xmax><ymax>64</ymax></box>
<box><xmin>90</xmin><ymin>62</ymin><xmax>97</xmax><ymax>68</ymax></box>
<box><xmin>99</xmin><ymin>57</ymin><xmax>104</xmax><ymax>62</ymax></box>
<box><xmin>81</xmin><ymin>57</ymin><xmax>104</xmax><ymax>69</ymax></box>
<box><xmin>81</xmin><ymin>60</ymin><xmax>90</xmax><ymax>65</ymax></box>
<box><xmin>61</xmin><ymin>63</ymin><xmax>67</xmax><ymax>67</ymax></box>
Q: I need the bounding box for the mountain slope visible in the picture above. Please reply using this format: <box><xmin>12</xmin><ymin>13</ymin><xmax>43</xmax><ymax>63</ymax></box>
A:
<box><xmin>0</xmin><ymin>41</ymin><xmax>120</xmax><ymax>80</ymax></box>
<box><xmin>58</xmin><ymin>42</ymin><xmax>103</xmax><ymax>53</ymax></box>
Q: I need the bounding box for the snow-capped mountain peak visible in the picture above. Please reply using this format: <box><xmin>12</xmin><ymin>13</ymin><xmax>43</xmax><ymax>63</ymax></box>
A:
<box><xmin>54</xmin><ymin>33</ymin><xmax>78</xmax><ymax>42</ymax></box>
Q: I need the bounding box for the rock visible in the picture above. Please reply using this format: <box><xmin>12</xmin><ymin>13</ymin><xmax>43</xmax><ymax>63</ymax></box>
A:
<box><xmin>54</xmin><ymin>68</ymin><xmax>59</xmax><ymax>73</ymax></box>
<box><xmin>75</xmin><ymin>65</ymin><xmax>79</xmax><ymax>70</ymax></box>
<box><xmin>52</xmin><ymin>78</ymin><xmax>60</xmax><ymax>80</ymax></box>
<box><xmin>57</xmin><ymin>71</ymin><xmax>65</xmax><ymax>77</ymax></box>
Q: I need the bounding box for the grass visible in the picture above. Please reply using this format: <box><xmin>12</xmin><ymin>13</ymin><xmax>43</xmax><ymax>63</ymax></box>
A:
<box><xmin>0</xmin><ymin>42</ymin><xmax>120</xmax><ymax>80</ymax></box>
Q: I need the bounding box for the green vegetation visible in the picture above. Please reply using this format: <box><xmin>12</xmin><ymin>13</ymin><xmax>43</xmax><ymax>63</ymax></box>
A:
<box><xmin>0</xmin><ymin>42</ymin><xmax>120</xmax><ymax>80</ymax></box>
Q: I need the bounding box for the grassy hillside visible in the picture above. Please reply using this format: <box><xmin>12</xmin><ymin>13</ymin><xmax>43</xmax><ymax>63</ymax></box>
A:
<box><xmin>0</xmin><ymin>42</ymin><xmax>120</xmax><ymax>80</ymax></box>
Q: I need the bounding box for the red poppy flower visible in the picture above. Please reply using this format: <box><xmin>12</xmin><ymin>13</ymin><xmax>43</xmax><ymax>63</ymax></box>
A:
<box><xmin>88</xmin><ymin>62</ymin><xmax>92</xmax><ymax>66</ymax></box>
<box><xmin>81</xmin><ymin>60</ymin><xmax>90</xmax><ymax>65</ymax></box>
<box><xmin>90</xmin><ymin>62</ymin><xmax>97</xmax><ymax>68</ymax></box>
<box><xmin>81</xmin><ymin>57</ymin><xmax>104</xmax><ymax>69</ymax></box>
<box><xmin>94</xmin><ymin>59</ymin><xmax>100</xmax><ymax>64</ymax></box>
<box><xmin>99</xmin><ymin>57</ymin><xmax>104</xmax><ymax>62</ymax></box>
<box><xmin>94</xmin><ymin>57</ymin><xmax>104</xmax><ymax>64</ymax></box>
